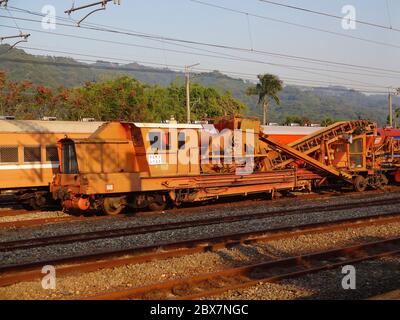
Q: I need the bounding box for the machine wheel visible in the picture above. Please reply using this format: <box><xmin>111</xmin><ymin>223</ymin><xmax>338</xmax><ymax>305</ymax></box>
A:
<box><xmin>28</xmin><ymin>198</ymin><xmax>41</xmax><ymax>210</ymax></box>
<box><xmin>353</xmin><ymin>176</ymin><xmax>367</xmax><ymax>192</ymax></box>
<box><xmin>148</xmin><ymin>194</ymin><xmax>167</xmax><ymax>211</ymax></box>
<box><xmin>379</xmin><ymin>173</ymin><xmax>389</xmax><ymax>187</ymax></box>
<box><xmin>148</xmin><ymin>201</ymin><xmax>166</xmax><ymax>211</ymax></box>
<box><xmin>102</xmin><ymin>197</ymin><xmax>126</xmax><ymax>215</ymax></box>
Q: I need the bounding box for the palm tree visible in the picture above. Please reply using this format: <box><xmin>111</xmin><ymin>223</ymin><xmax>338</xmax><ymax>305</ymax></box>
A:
<box><xmin>246</xmin><ymin>74</ymin><xmax>283</xmax><ymax>125</ymax></box>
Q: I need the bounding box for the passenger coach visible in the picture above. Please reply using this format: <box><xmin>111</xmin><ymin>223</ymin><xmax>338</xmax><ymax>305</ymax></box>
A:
<box><xmin>0</xmin><ymin>119</ymin><xmax>102</xmax><ymax>208</ymax></box>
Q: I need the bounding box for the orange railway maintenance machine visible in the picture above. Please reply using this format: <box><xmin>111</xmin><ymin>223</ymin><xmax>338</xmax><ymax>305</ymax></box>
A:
<box><xmin>51</xmin><ymin>117</ymin><xmax>400</xmax><ymax>215</ymax></box>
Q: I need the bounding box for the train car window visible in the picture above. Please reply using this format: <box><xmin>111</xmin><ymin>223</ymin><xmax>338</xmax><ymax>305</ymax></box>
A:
<box><xmin>350</xmin><ymin>139</ymin><xmax>363</xmax><ymax>153</ymax></box>
<box><xmin>148</xmin><ymin>132</ymin><xmax>170</xmax><ymax>150</ymax></box>
<box><xmin>46</xmin><ymin>146</ymin><xmax>59</xmax><ymax>162</ymax></box>
<box><xmin>0</xmin><ymin>146</ymin><xmax>18</xmax><ymax>163</ymax></box>
<box><xmin>149</xmin><ymin>132</ymin><xmax>161</xmax><ymax>150</ymax></box>
<box><xmin>61</xmin><ymin>143</ymin><xmax>79</xmax><ymax>174</ymax></box>
<box><xmin>178</xmin><ymin>132</ymin><xmax>186</xmax><ymax>150</ymax></box>
<box><xmin>132</xmin><ymin>127</ymin><xmax>144</xmax><ymax>147</ymax></box>
<box><xmin>335</xmin><ymin>144</ymin><xmax>345</xmax><ymax>153</ymax></box>
<box><xmin>24</xmin><ymin>146</ymin><xmax>41</xmax><ymax>163</ymax></box>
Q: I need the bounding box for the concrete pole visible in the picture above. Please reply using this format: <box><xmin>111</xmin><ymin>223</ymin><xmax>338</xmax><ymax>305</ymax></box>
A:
<box><xmin>185</xmin><ymin>67</ymin><xmax>190</xmax><ymax>124</ymax></box>
<box><xmin>389</xmin><ymin>93</ymin><xmax>393</xmax><ymax>127</ymax></box>
<box><xmin>184</xmin><ymin>63</ymin><xmax>200</xmax><ymax>124</ymax></box>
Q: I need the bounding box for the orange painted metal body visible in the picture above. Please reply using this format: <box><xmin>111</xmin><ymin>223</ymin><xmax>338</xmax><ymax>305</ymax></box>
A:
<box><xmin>51</xmin><ymin>117</ymin><xmax>400</xmax><ymax>213</ymax></box>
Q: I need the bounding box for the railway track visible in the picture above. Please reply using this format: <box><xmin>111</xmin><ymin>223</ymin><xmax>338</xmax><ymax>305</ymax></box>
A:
<box><xmin>83</xmin><ymin>236</ymin><xmax>400</xmax><ymax>300</ymax></box>
<box><xmin>368</xmin><ymin>289</ymin><xmax>400</xmax><ymax>300</ymax></box>
<box><xmin>0</xmin><ymin>210</ymin><xmax>36</xmax><ymax>217</ymax></box>
<box><xmin>1</xmin><ymin>195</ymin><xmax>400</xmax><ymax>252</ymax></box>
<box><xmin>1</xmin><ymin>212</ymin><xmax>399</xmax><ymax>288</ymax></box>
<box><xmin>0</xmin><ymin>214</ymin><xmax>107</xmax><ymax>229</ymax></box>
<box><xmin>0</xmin><ymin>188</ymin><xmax>397</xmax><ymax>230</ymax></box>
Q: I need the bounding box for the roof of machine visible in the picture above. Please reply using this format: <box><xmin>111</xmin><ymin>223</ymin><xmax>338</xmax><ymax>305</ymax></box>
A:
<box><xmin>0</xmin><ymin>120</ymin><xmax>104</xmax><ymax>134</ymax></box>
<box><xmin>132</xmin><ymin>122</ymin><xmax>203</xmax><ymax>129</ymax></box>
<box><xmin>261</xmin><ymin>125</ymin><xmax>323</xmax><ymax>135</ymax></box>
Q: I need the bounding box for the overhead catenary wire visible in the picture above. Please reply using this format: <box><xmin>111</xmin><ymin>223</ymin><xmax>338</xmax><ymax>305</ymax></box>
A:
<box><xmin>189</xmin><ymin>0</ymin><xmax>400</xmax><ymax>51</ymax></box>
<box><xmin>259</xmin><ymin>0</ymin><xmax>400</xmax><ymax>33</ymax></box>
<box><xmin>385</xmin><ymin>0</ymin><xmax>393</xmax><ymax>29</ymax></box>
<box><xmin>0</xmin><ymin>45</ymin><xmax>391</xmax><ymax>94</ymax></box>
<box><xmin>0</xmin><ymin>55</ymin><xmax>388</xmax><ymax>95</ymax></box>
<box><xmin>0</xmin><ymin>5</ymin><xmax>30</xmax><ymax>52</ymax></box>
<box><xmin>2</xmin><ymin>8</ymin><xmax>400</xmax><ymax>77</ymax></box>
<box><xmin>0</xmin><ymin>5</ymin><xmax>398</xmax><ymax>92</ymax></box>
<box><xmin>0</xmin><ymin>15</ymin><xmax>396</xmax><ymax>91</ymax></box>
<box><xmin>2</xmin><ymin>23</ymin><xmax>398</xmax><ymax>85</ymax></box>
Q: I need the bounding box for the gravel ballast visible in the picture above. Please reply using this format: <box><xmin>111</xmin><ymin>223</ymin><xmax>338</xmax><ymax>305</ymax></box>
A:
<box><xmin>0</xmin><ymin>221</ymin><xmax>399</xmax><ymax>300</ymax></box>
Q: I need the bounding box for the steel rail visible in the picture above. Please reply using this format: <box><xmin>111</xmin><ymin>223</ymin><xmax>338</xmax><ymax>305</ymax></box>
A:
<box><xmin>83</xmin><ymin>236</ymin><xmax>400</xmax><ymax>300</ymax></box>
<box><xmin>1</xmin><ymin>196</ymin><xmax>400</xmax><ymax>252</ymax></box>
<box><xmin>0</xmin><ymin>188</ymin><xmax>398</xmax><ymax>230</ymax></box>
<box><xmin>1</xmin><ymin>213</ymin><xmax>399</xmax><ymax>287</ymax></box>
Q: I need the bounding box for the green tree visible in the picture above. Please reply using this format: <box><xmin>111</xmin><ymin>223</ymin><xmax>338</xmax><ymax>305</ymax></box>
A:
<box><xmin>394</xmin><ymin>107</ymin><xmax>400</xmax><ymax>128</ymax></box>
<box><xmin>0</xmin><ymin>73</ymin><xmax>246</xmax><ymax>122</ymax></box>
<box><xmin>321</xmin><ymin>118</ymin><xmax>334</xmax><ymax>127</ymax></box>
<box><xmin>246</xmin><ymin>74</ymin><xmax>283</xmax><ymax>125</ymax></box>
<box><xmin>284</xmin><ymin>116</ymin><xmax>302</xmax><ymax>126</ymax></box>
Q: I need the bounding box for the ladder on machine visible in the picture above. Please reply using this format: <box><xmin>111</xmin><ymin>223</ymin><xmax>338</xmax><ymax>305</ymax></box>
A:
<box><xmin>269</xmin><ymin>120</ymin><xmax>376</xmax><ymax>169</ymax></box>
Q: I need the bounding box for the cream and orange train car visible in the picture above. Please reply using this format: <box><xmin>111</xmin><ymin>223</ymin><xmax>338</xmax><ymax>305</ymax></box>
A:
<box><xmin>0</xmin><ymin>120</ymin><xmax>103</xmax><ymax>208</ymax></box>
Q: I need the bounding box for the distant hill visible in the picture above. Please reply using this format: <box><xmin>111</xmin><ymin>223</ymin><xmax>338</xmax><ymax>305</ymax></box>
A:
<box><xmin>0</xmin><ymin>44</ymin><xmax>397</xmax><ymax>126</ymax></box>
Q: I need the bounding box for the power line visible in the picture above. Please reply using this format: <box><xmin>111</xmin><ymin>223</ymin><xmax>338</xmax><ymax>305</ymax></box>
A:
<box><xmin>1</xmin><ymin>6</ymin><xmax>398</xmax><ymax>91</ymax></box>
<box><xmin>0</xmin><ymin>15</ymin><xmax>394</xmax><ymax>89</ymax></box>
<box><xmin>189</xmin><ymin>0</ymin><xmax>400</xmax><ymax>51</ymax></box>
<box><xmin>5</xmin><ymin>5</ymin><xmax>22</xmax><ymax>33</ymax></box>
<box><xmin>259</xmin><ymin>0</ymin><xmax>400</xmax><ymax>32</ymax></box>
<box><xmin>0</xmin><ymin>23</ymin><xmax>391</xmax><ymax>91</ymax></box>
<box><xmin>385</xmin><ymin>0</ymin><xmax>393</xmax><ymax>29</ymax></box>
<box><xmin>2</xmin><ymin>8</ymin><xmax>400</xmax><ymax>77</ymax></box>
<box><xmin>0</xmin><ymin>46</ymin><xmax>390</xmax><ymax>93</ymax></box>
<box><xmin>2</xmin><ymin>23</ymin><xmax>398</xmax><ymax>84</ymax></box>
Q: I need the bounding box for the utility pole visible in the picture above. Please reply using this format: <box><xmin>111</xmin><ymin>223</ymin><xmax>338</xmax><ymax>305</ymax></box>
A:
<box><xmin>389</xmin><ymin>92</ymin><xmax>393</xmax><ymax>128</ymax></box>
<box><xmin>185</xmin><ymin>63</ymin><xmax>200</xmax><ymax>124</ymax></box>
<box><xmin>389</xmin><ymin>88</ymin><xmax>400</xmax><ymax>128</ymax></box>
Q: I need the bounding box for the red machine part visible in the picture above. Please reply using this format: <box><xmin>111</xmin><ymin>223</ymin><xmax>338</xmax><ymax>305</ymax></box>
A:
<box><xmin>393</xmin><ymin>171</ymin><xmax>400</xmax><ymax>183</ymax></box>
<box><xmin>63</xmin><ymin>196</ymin><xmax>90</xmax><ymax>211</ymax></box>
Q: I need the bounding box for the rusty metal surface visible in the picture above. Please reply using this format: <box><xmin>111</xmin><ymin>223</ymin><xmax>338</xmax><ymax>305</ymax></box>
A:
<box><xmin>368</xmin><ymin>289</ymin><xmax>400</xmax><ymax>300</ymax></box>
<box><xmin>83</xmin><ymin>236</ymin><xmax>400</xmax><ymax>300</ymax></box>
<box><xmin>1</xmin><ymin>212</ymin><xmax>399</xmax><ymax>288</ymax></box>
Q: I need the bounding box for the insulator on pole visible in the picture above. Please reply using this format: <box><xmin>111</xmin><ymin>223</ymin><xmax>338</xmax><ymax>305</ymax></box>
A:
<box><xmin>65</xmin><ymin>0</ymin><xmax>121</xmax><ymax>25</ymax></box>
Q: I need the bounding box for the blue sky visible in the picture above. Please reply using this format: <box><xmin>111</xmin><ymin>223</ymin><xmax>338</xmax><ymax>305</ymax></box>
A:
<box><xmin>1</xmin><ymin>0</ymin><xmax>399</xmax><ymax>93</ymax></box>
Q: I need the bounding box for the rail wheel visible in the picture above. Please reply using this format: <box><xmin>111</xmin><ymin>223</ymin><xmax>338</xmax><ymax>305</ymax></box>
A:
<box><xmin>101</xmin><ymin>197</ymin><xmax>126</xmax><ymax>215</ymax></box>
<box><xmin>353</xmin><ymin>176</ymin><xmax>367</xmax><ymax>192</ymax></box>
<box><xmin>379</xmin><ymin>173</ymin><xmax>389</xmax><ymax>187</ymax></box>
<box><xmin>28</xmin><ymin>198</ymin><xmax>41</xmax><ymax>210</ymax></box>
<box><xmin>148</xmin><ymin>194</ymin><xmax>167</xmax><ymax>211</ymax></box>
<box><xmin>148</xmin><ymin>201</ymin><xmax>166</xmax><ymax>211</ymax></box>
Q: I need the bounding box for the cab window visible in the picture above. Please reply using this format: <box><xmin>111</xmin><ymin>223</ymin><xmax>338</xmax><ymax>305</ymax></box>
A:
<box><xmin>148</xmin><ymin>132</ymin><xmax>170</xmax><ymax>150</ymax></box>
